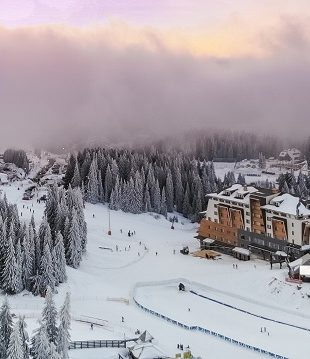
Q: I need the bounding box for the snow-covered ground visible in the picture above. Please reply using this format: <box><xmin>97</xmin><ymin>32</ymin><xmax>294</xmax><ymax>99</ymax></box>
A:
<box><xmin>1</xmin><ymin>176</ymin><xmax>310</xmax><ymax>358</ymax></box>
<box><xmin>213</xmin><ymin>161</ymin><xmax>307</xmax><ymax>185</ymax></box>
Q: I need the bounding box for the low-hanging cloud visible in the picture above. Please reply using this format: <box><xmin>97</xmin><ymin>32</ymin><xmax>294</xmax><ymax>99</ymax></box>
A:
<box><xmin>0</xmin><ymin>19</ymin><xmax>310</xmax><ymax>150</ymax></box>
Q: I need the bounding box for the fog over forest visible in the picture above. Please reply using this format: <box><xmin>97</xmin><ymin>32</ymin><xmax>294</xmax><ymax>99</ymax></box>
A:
<box><xmin>0</xmin><ymin>18</ymin><xmax>309</xmax><ymax>149</ymax></box>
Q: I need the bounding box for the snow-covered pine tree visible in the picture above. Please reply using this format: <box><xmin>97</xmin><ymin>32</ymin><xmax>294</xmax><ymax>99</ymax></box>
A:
<box><xmin>49</xmin><ymin>342</ymin><xmax>61</xmax><ymax>359</ymax></box>
<box><xmin>31</xmin><ymin>323</ymin><xmax>50</xmax><ymax>359</ymax></box>
<box><xmin>165</xmin><ymin>170</ymin><xmax>174</xmax><ymax>212</ymax></box>
<box><xmin>45</xmin><ymin>185</ymin><xmax>60</xmax><ymax>238</ymax></box>
<box><xmin>15</xmin><ymin>240</ymin><xmax>24</xmax><ymax>293</ymax></box>
<box><xmin>66</xmin><ymin>210</ymin><xmax>81</xmax><ymax>269</ymax></box>
<box><xmin>174</xmin><ymin>170</ymin><xmax>184</xmax><ymax>213</ymax></box>
<box><xmin>53</xmin><ymin>232</ymin><xmax>67</xmax><ymax>285</ymax></box>
<box><xmin>182</xmin><ymin>183</ymin><xmax>191</xmax><ymax>218</ymax></box>
<box><xmin>17</xmin><ymin>316</ymin><xmax>29</xmax><ymax>359</ymax></box>
<box><xmin>56</xmin><ymin>293</ymin><xmax>71</xmax><ymax>359</ymax></box>
<box><xmin>63</xmin><ymin>154</ymin><xmax>76</xmax><ymax>188</ymax></box>
<box><xmin>40</xmin><ymin>243</ymin><xmax>55</xmax><ymax>295</ymax></box>
<box><xmin>153</xmin><ymin>179</ymin><xmax>161</xmax><ymax>214</ymax></box>
<box><xmin>6</xmin><ymin>323</ymin><xmax>23</xmax><ymax>359</ymax></box>
<box><xmin>71</xmin><ymin>161</ymin><xmax>81</xmax><ymax>188</ymax></box>
<box><xmin>22</xmin><ymin>230</ymin><xmax>34</xmax><ymax>291</ymax></box>
<box><xmin>0</xmin><ymin>297</ymin><xmax>13</xmax><ymax>358</ymax></box>
<box><xmin>97</xmin><ymin>171</ymin><xmax>104</xmax><ymax>203</ymax></box>
<box><xmin>104</xmin><ymin>164</ymin><xmax>113</xmax><ymax>203</ymax></box>
<box><xmin>160</xmin><ymin>188</ymin><xmax>167</xmax><ymax>217</ymax></box>
<box><xmin>143</xmin><ymin>184</ymin><xmax>152</xmax><ymax>212</ymax></box>
<box><xmin>2</xmin><ymin>236</ymin><xmax>18</xmax><ymax>294</ymax></box>
<box><xmin>86</xmin><ymin>157</ymin><xmax>99</xmax><ymax>204</ymax></box>
<box><xmin>42</xmin><ymin>287</ymin><xmax>58</xmax><ymax>344</ymax></box>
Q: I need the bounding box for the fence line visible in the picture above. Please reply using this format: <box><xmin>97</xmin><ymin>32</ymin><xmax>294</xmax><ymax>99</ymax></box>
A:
<box><xmin>190</xmin><ymin>290</ymin><xmax>310</xmax><ymax>333</ymax></box>
<box><xmin>132</xmin><ymin>293</ymin><xmax>288</xmax><ymax>359</ymax></box>
<box><xmin>69</xmin><ymin>339</ymin><xmax>135</xmax><ymax>350</ymax></box>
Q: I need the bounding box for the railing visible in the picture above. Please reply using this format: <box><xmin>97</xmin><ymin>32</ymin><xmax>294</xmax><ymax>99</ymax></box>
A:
<box><xmin>132</xmin><ymin>280</ymin><xmax>289</xmax><ymax>359</ymax></box>
<box><xmin>190</xmin><ymin>290</ymin><xmax>310</xmax><ymax>332</ymax></box>
<box><xmin>69</xmin><ymin>339</ymin><xmax>130</xmax><ymax>350</ymax></box>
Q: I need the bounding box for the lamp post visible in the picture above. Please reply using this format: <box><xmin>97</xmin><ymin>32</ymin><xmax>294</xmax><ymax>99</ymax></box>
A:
<box><xmin>108</xmin><ymin>207</ymin><xmax>112</xmax><ymax>235</ymax></box>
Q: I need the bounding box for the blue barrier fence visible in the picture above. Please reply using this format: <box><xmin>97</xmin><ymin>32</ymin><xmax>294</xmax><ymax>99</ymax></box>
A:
<box><xmin>133</xmin><ymin>297</ymin><xmax>289</xmax><ymax>359</ymax></box>
<box><xmin>190</xmin><ymin>290</ymin><xmax>310</xmax><ymax>333</ymax></box>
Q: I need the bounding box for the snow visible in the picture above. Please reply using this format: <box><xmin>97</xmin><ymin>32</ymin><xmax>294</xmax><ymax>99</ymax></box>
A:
<box><xmin>262</xmin><ymin>193</ymin><xmax>310</xmax><ymax>217</ymax></box>
<box><xmin>233</xmin><ymin>247</ymin><xmax>250</xmax><ymax>256</ymax></box>
<box><xmin>202</xmin><ymin>238</ymin><xmax>215</xmax><ymax>244</ymax></box>
<box><xmin>275</xmin><ymin>251</ymin><xmax>288</xmax><ymax>257</ymax></box>
<box><xmin>0</xmin><ymin>163</ymin><xmax>310</xmax><ymax>358</ymax></box>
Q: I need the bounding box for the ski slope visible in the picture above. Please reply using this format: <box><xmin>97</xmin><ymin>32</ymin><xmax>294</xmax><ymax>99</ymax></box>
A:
<box><xmin>0</xmin><ymin>177</ymin><xmax>310</xmax><ymax>358</ymax></box>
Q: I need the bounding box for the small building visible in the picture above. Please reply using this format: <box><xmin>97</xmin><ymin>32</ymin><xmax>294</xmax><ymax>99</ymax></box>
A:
<box><xmin>232</xmin><ymin>247</ymin><xmax>250</xmax><ymax>261</ymax></box>
<box><xmin>288</xmin><ymin>253</ymin><xmax>310</xmax><ymax>281</ymax></box>
<box><xmin>129</xmin><ymin>343</ymin><xmax>169</xmax><ymax>359</ymax></box>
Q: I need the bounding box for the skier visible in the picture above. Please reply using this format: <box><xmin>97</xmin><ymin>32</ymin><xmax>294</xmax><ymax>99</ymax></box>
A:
<box><xmin>188</xmin><ymin>308</ymin><xmax>190</xmax><ymax>312</ymax></box>
<box><xmin>128</xmin><ymin>231</ymin><xmax>131</xmax><ymax>237</ymax></box>
<box><xmin>121</xmin><ymin>316</ymin><xmax>124</xmax><ymax>323</ymax></box>
<box><xmin>156</xmin><ymin>252</ymin><xmax>158</xmax><ymax>256</ymax></box>
<box><xmin>120</xmin><ymin>229</ymin><xmax>123</xmax><ymax>234</ymax></box>
<box><xmin>93</xmin><ymin>214</ymin><xmax>95</xmax><ymax>218</ymax></box>
<box><xmin>90</xmin><ymin>323</ymin><xmax>94</xmax><ymax>330</ymax></box>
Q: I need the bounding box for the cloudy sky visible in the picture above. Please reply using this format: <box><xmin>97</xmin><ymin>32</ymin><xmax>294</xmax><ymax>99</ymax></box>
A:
<box><xmin>0</xmin><ymin>1</ymin><xmax>309</xmax><ymax>148</ymax></box>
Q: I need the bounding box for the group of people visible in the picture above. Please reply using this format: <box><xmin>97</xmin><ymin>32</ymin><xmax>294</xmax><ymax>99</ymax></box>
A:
<box><xmin>177</xmin><ymin>344</ymin><xmax>190</xmax><ymax>351</ymax></box>
<box><xmin>233</xmin><ymin>263</ymin><xmax>239</xmax><ymax>269</ymax></box>
<box><xmin>260</xmin><ymin>327</ymin><xmax>270</xmax><ymax>336</ymax></box>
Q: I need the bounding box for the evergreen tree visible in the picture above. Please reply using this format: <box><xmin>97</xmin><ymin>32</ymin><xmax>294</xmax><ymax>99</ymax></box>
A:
<box><xmin>143</xmin><ymin>184</ymin><xmax>152</xmax><ymax>212</ymax></box>
<box><xmin>63</xmin><ymin>155</ymin><xmax>76</xmax><ymax>188</ymax></box>
<box><xmin>153</xmin><ymin>180</ymin><xmax>161</xmax><ymax>213</ymax></box>
<box><xmin>0</xmin><ymin>297</ymin><xmax>13</xmax><ymax>358</ymax></box>
<box><xmin>182</xmin><ymin>183</ymin><xmax>191</xmax><ymax>218</ymax></box>
<box><xmin>56</xmin><ymin>293</ymin><xmax>71</xmax><ymax>359</ymax></box>
<box><xmin>165</xmin><ymin>171</ymin><xmax>174</xmax><ymax>212</ymax></box>
<box><xmin>53</xmin><ymin>232</ymin><xmax>67</xmax><ymax>285</ymax></box>
<box><xmin>66</xmin><ymin>210</ymin><xmax>81</xmax><ymax>269</ymax></box>
<box><xmin>17</xmin><ymin>316</ymin><xmax>29</xmax><ymax>359</ymax></box>
<box><xmin>42</xmin><ymin>287</ymin><xmax>58</xmax><ymax>344</ymax></box>
<box><xmin>31</xmin><ymin>323</ymin><xmax>50</xmax><ymax>359</ymax></box>
<box><xmin>86</xmin><ymin>158</ymin><xmax>99</xmax><ymax>204</ymax></box>
<box><xmin>71</xmin><ymin>161</ymin><xmax>81</xmax><ymax>188</ymax></box>
<box><xmin>40</xmin><ymin>243</ymin><xmax>55</xmax><ymax>295</ymax></box>
<box><xmin>6</xmin><ymin>323</ymin><xmax>23</xmax><ymax>359</ymax></box>
<box><xmin>2</xmin><ymin>236</ymin><xmax>18</xmax><ymax>294</ymax></box>
<box><xmin>104</xmin><ymin>165</ymin><xmax>113</xmax><ymax>202</ymax></box>
<box><xmin>160</xmin><ymin>188</ymin><xmax>167</xmax><ymax>217</ymax></box>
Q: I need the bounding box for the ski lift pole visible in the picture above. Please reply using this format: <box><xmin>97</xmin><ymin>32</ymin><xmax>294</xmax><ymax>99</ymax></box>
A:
<box><xmin>108</xmin><ymin>207</ymin><xmax>112</xmax><ymax>235</ymax></box>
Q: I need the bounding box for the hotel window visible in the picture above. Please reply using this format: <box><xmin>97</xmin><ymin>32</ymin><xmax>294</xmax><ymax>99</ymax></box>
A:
<box><xmin>246</xmin><ymin>219</ymin><xmax>250</xmax><ymax>224</ymax></box>
<box><xmin>246</xmin><ymin>212</ymin><xmax>250</xmax><ymax>216</ymax></box>
<box><xmin>267</xmin><ymin>225</ymin><xmax>271</xmax><ymax>229</ymax></box>
<box><xmin>208</xmin><ymin>217</ymin><xmax>211</xmax><ymax>221</ymax></box>
<box><xmin>292</xmin><ymin>223</ymin><xmax>294</xmax><ymax>227</ymax></box>
<box><xmin>292</xmin><ymin>231</ymin><xmax>294</xmax><ymax>235</ymax></box>
<box><xmin>214</xmin><ymin>211</ymin><xmax>218</xmax><ymax>215</ymax></box>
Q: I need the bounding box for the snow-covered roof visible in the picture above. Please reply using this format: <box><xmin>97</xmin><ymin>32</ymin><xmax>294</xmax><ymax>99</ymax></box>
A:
<box><xmin>275</xmin><ymin>251</ymin><xmax>287</xmax><ymax>257</ymax></box>
<box><xmin>289</xmin><ymin>253</ymin><xmax>310</xmax><ymax>269</ymax></box>
<box><xmin>279</xmin><ymin>148</ymin><xmax>301</xmax><ymax>161</ymax></box>
<box><xmin>202</xmin><ymin>238</ymin><xmax>215</xmax><ymax>244</ymax></box>
<box><xmin>208</xmin><ymin>184</ymin><xmax>258</xmax><ymax>204</ymax></box>
<box><xmin>233</xmin><ymin>247</ymin><xmax>250</xmax><ymax>256</ymax></box>
<box><xmin>0</xmin><ymin>173</ymin><xmax>8</xmax><ymax>183</ymax></box>
<box><xmin>301</xmin><ymin>244</ymin><xmax>310</xmax><ymax>251</ymax></box>
<box><xmin>262</xmin><ymin>193</ymin><xmax>310</xmax><ymax>217</ymax></box>
<box><xmin>130</xmin><ymin>343</ymin><xmax>168</xmax><ymax>359</ymax></box>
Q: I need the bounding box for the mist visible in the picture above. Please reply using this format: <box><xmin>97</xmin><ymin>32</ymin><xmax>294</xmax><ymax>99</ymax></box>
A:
<box><xmin>0</xmin><ymin>19</ymin><xmax>310</xmax><ymax>150</ymax></box>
